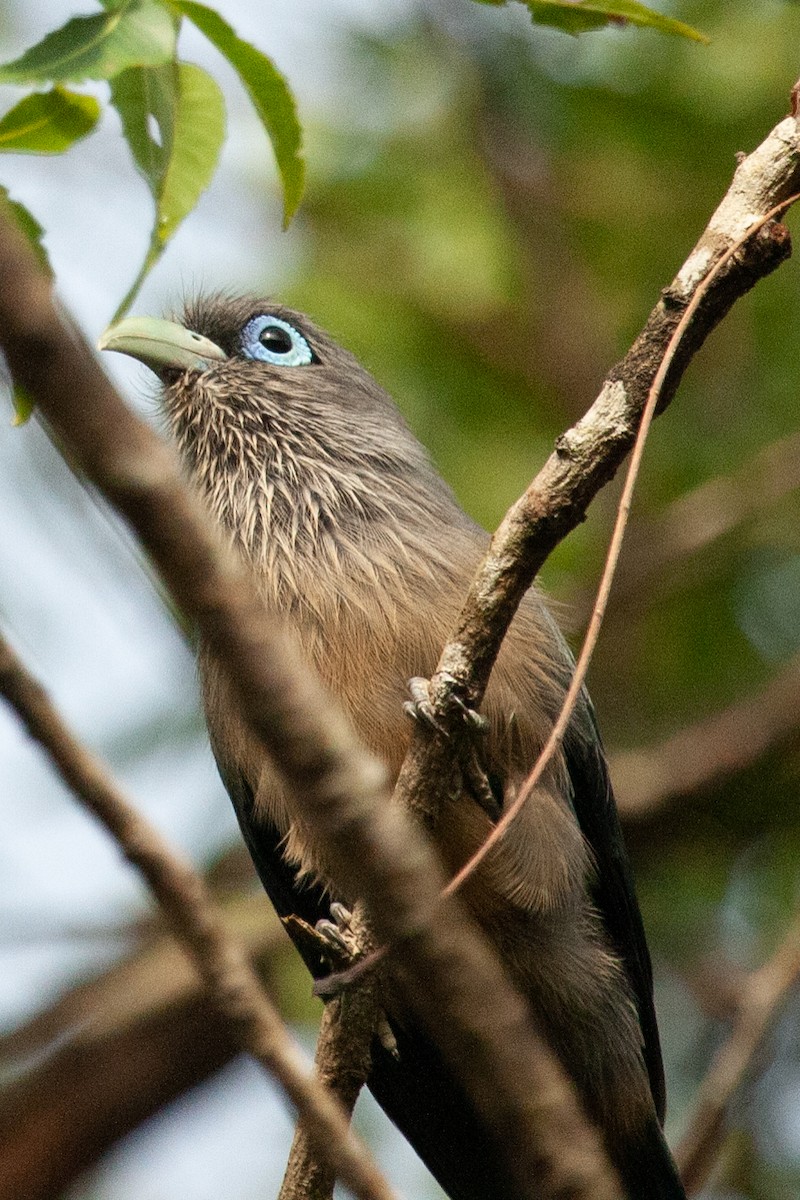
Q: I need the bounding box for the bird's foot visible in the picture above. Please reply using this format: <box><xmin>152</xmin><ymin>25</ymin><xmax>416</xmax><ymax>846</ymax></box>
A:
<box><xmin>283</xmin><ymin>903</ymin><xmax>360</xmax><ymax>972</ymax></box>
<box><xmin>403</xmin><ymin>676</ymin><xmax>448</xmax><ymax>735</ymax></box>
<box><xmin>403</xmin><ymin>674</ymin><xmax>488</xmax><ymax>738</ymax></box>
<box><xmin>403</xmin><ymin>674</ymin><xmax>500</xmax><ymax>821</ymax></box>
<box><xmin>314</xmin><ymin>902</ymin><xmax>360</xmax><ymax>960</ymax></box>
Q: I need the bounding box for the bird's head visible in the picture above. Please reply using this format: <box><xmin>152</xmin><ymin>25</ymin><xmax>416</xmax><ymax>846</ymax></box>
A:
<box><xmin>98</xmin><ymin>295</ymin><xmax>453</xmax><ymax>584</ymax></box>
<box><xmin>98</xmin><ymin>293</ymin><xmax>377</xmax><ymax>419</ymax></box>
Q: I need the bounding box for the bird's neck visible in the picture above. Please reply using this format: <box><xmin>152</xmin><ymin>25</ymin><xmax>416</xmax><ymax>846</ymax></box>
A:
<box><xmin>165</xmin><ymin>381</ymin><xmax>463</xmax><ymax>624</ymax></box>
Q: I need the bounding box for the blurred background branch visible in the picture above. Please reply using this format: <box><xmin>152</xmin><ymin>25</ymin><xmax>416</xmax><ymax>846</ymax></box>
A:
<box><xmin>568</xmin><ymin>428</ymin><xmax>800</xmax><ymax>628</ymax></box>
<box><xmin>677</xmin><ymin>908</ymin><xmax>800</xmax><ymax>1193</ymax></box>
<box><xmin>0</xmin><ymin>893</ymin><xmax>288</xmax><ymax>1200</ymax></box>
<box><xmin>614</xmin><ymin>650</ymin><xmax>800</xmax><ymax>822</ymax></box>
<box><xmin>0</xmin><ymin>628</ymin><xmax>395</xmax><ymax>1200</ymax></box>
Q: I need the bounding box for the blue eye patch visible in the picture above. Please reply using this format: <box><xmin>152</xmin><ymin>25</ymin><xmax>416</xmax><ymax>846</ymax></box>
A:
<box><xmin>240</xmin><ymin>314</ymin><xmax>314</xmax><ymax>367</ymax></box>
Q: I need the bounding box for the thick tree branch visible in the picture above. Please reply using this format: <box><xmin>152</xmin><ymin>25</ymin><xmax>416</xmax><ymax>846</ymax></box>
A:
<box><xmin>0</xmin><ymin>632</ymin><xmax>394</xmax><ymax>1200</ymax></box>
<box><xmin>0</xmin><ymin>205</ymin><xmax>620</xmax><ymax>1200</ymax></box>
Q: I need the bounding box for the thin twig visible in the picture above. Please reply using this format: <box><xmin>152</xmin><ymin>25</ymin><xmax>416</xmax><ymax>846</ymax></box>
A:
<box><xmin>445</xmin><ymin>192</ymin><xmax>800</xmax><ymax>898</ymax></box>
<box><xmin>676</xmin><ymin>909</ymin><xmax>800</xmax><ymax>1193</ymax></box>
<box><xmin>0</xmin><ymin>631</ymin><xmax>395</xmax><ymax>1200</ymax></box>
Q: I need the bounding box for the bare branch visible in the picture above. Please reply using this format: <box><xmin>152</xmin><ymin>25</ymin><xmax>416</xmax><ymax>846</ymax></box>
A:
<box><xmin>413</xmin><ymin>191</ymin><xmax>800</xmax><ymax>897</ymax></box>
<box><xmin>0</xmin><ymin>204</ymin><xmax>620</xmax><ymax>1200</ymax></box>
<box><xmin>613</xmin><ymin>650</ymin><xmax>800</xmax><ymax>821</ymax></box>
<box><xmin>676</xmin><ymin>909</ymin><xmax>800</xmax><ymax>1193</ymax></box>
<box><xmin>1</xmin><ymin>991</ymin><xmax>240</xmax><ymax>1200</ymax></box>
<box><xmin>278</xmin><ymin>1001</ymin><xmax>365</xmax><ymax>1200</ymax></box>
<box><xmin>0</xmin><ymin>895</ymin><xmax>286</xmax><ymax>1200</ymax></box>
<box><xmin>679</xmin><ymin>958</ymin><xmax>749</xmax><ymax>1027</ymax></box>
<box><xmin>1</xmin><ymin>891</ymin><xmax>283</xmax><ymax>1069</ymax></box>
<box><xmin>0</xmin><ymin>632</ymin><xmax>394</xmax><ymax>1200</ymax></box>
<box><xmin>395</xmin><ymin>113</ymin><xmax>800</xmax><ymax>835</ymax></box>
<box><xmin>280</xmin><ymin>907</ymin><xmax>380</xmax><ymax>1200</ymax></box>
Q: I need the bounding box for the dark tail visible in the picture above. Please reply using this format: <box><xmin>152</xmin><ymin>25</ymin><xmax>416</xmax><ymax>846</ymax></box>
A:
<box><xmin>224</xmin><ymin>766</ymin><xmax>687</xmax><ymax>1200</ymax></box>
<box><xmin>615</xmin><ymin>1116</ymin><xmax>687</xmax><ymax>1200</ymax></box>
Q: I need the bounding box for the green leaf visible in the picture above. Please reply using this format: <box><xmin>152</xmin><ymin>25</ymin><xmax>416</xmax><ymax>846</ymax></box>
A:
<box><xmin>110</xmin><ymin>62</ymin><xmax>178</xmax><ymax>193</ymax></box>
<box><xmin>0</xmin><ymin>87</ymin><xmax>100</xmax><ymax>154</ymax></box>
<box><xmin>156</xmin><ymin>62</ymin><xmax>224</xmax><ymax>241</ymax></box>
<box><xmin>172</xmin><ymin>0</ymin><xmax>305</xmax><ymax>225</ymax></box>
<box><xmin>473</xmin><ymin>0</ymin><xmax>708</xmax><ymax>41</ymax></box>
<box><xmin>111</xmin><ymin>61</ymin><xmax>224</xmax><ymax>320</ymax></box>
<box><xmin>0</xmin><ymin>186</ymin><xmax>52</xmax><ymax>277</ymax></box>
<box><xmin>0</xmin><ymin>0</ymin><xmax>177</xmax><ymax>85</ymax></box>
<box><xmin>11</xmin><ymin>385</ymin><xmax>35</xmax><ymax>427</ymax></box>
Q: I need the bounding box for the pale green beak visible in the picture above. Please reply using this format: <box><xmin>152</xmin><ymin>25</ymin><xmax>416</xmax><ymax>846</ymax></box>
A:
<box><xmin>97</xmin><ymin>316</ymin><xmax>227</xmax><ymax>375</ymax></box>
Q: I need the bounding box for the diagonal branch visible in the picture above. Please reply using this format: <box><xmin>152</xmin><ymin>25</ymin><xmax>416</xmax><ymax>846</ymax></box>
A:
<box><xmin>613</xmin><ymin>650</ymin><xmax>800</xmax><ymax>822</ymax></box>
<box><xmin>0</xmin><ymin>631</ymin><xmax>395</xmax><ymax>1200</ymax></box>
<box><xmin>395</xmin><ymin>109</ymin><xmax>800</xmax><ymax>828</ymax></box>
<box><xmin>302</xmin><ymin>103</ymin><xmax>800</xmax><ymax>1009</ymax></box>
<box><xmin>676</xmin><ymin>908</ymin><xmax>800</xmax><ymax>1193</ymax></box>
<box><xmin>443</xmin><ymin>192</ymin><xmax>800</xmax><ymax>897</ymax></box>
<box><xmin>0</xmin><ymin>894</ymin><xmax>287</xmax><ymax>1200</ymax></box>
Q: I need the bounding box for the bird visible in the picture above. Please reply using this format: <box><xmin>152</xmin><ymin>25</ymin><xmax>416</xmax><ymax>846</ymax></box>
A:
<box><xmin>100</xmin><ymin>295</ymin><xmax>686</xmax><ymax>1200</ymax></box>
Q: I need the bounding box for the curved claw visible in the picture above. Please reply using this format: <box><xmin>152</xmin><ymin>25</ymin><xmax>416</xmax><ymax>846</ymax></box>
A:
<box><xmin>409</xmin><ymin>673</ymin><xmax>499</xmax><ymax>819</ymax></box>
<box><xmin>316</xmin><ymin>898</ymin><xmax>357</xmax><ymax>953</ymax></box>
<box><xmin>329</xmin><ymin>901</ymin><xmax>352</xmax><ymax>929</ymax></box>
<box><xmin>450</xmin><ymin>692</ymin><xmax>489</xmax><ymax>736</ymax></box>
<box><xmin>315</xmin><ymin>918</ymin><xmax>352</xmax><ymax>954</ymax></box>
<box><xmin>432</xmin><ymin>672</ymin><xmax>488</xmax><ymax>735</ymax></box>
<box><xmin>404</xmin><ymin>676</ymin><xmax>449</xmax><ymax>737</ymax></box>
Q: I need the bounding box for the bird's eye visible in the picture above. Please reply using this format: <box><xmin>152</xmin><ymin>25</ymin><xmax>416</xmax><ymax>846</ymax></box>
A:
<box><xmin>240</xmin><ymin>315</ymin><xmax>314</xmax><ymax>367</ymax></box>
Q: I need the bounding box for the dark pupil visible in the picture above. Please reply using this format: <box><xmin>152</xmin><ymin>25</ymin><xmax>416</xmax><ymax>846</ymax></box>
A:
<box><xmin>259</xmin><ymin>325</ymin><xmax>293</xmax><ymax>354</ymax></box>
